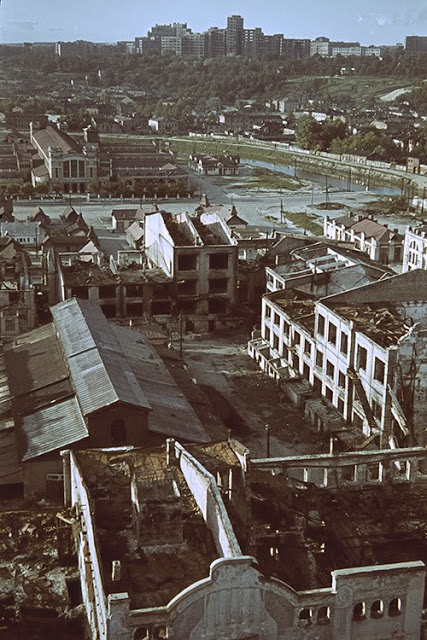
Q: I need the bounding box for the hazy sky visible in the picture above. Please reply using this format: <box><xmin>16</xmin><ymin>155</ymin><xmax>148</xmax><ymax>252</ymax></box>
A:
<box><xmin>1</xmin><ymin>0</ymin><xmax>426</xmax><ymax>44</ymax></box>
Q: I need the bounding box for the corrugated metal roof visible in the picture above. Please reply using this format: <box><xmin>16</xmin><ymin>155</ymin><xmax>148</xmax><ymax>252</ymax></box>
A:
<box><xmin>51</xmin><ymin>298</ymin><xmax>151</xmax><ymax>414</ymax></box>
<box><xmin>113</xmin><ymin>325</ymin><xmax>209</xmax><ymax>443</ymax></box>
<box><xmin>4</xmin><ymin>326</ymin><xmax>69</xmax><ymax>398</ymax></box>
<box><xmin>0</xmin><ymin>428</ymin><xmax>21</xmax><ymax>480</ymax></box>
<box><xmin>19</xmin><ymin>397</ymin><xmax>88</xmax><ymax>461</ymax></box>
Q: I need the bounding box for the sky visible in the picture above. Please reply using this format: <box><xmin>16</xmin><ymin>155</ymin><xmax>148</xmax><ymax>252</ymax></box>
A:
<box><xmin>1</xmin><ymin>0</ymin><xmax>427</xmax><ymax>45</ymax></box>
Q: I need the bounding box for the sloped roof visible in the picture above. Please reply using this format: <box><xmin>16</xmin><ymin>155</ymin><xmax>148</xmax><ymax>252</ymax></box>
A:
<box><xmin>350</xmin><ymin>218</ymin><xmax>399</xmax><ymax>242</ymax></box>
<box><xmin>51</xmin><ymin>298</ymin><xmax>151</xmax><ymax>414</ymax></box>
<box><xmin>20</xmin><ymin>397</ymin><xmax>88</xmax><ymax>461</ymax></box>
<box><xmin>113</xmin><ymin>325</ymin><xmax>209</xmax><ymax>443</ymax></box>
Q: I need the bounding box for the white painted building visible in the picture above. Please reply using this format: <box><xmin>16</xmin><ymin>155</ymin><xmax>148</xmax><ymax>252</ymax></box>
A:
<box><xmin>402</xmin><ymin>224</ymin><xmax>427</xmax><ymax>272</ymax></box>
<box><xmin>249</xmin><ymin>270</ymin><xmax>427</xmax><ymax>447</ymax></box>
<box><xmin>324</xmin><ymin>214</ymin><xmax>403</xmax><ymax>266</ymax></box>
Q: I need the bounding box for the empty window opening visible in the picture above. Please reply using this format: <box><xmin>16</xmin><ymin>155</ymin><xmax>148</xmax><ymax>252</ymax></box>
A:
<box><xmin>209</xmin><ymin>253</ymin><xmax>228</xmax><ymax>269</ymax></box>
<box><xmin>317</xmin><ymin>606</ymin><xmax>331</xmax><ymax>624</ymax></box>
<box><xmin>208</xmin><ymin>278</ymin><xmax>228</xmax><ymax>294</ymax></box>
<box><xmin>177</xmin><ymin>254</ymin><xmax>197</xmax><ymax>271</ymax></box>
<box><xmin>371</xmin><ymin>600</ymin><xmax>384</xmax><ymax>619</ymax></box>
<box><xmin>317</xmin><ymin>314</ymin><xmax>325</xmax><ymax>336</ymax></box>
<box><xmin>340</xmin><ymin>332</ymin><xmax>348</xmax><ymax>355</ymax></box>
<box><xmin>341</xmin><ymin>465</ymin><xmax>357</xmax><ymax>482</ymax></box>
<box><xmin>353</xmin><ymin>602</ymin><xmax>366</xmax><ymax>621</ymax></box>
<box><xmin>298</xmin><ymin>608</ymin><xmax>313</xmax><ymax>627</ymax></box>
<box><xmin>374</xmin><ymin>358</ymin><xmax>385</xmax><ymax>383</ymax></box>
<box><xmin>328</xmin><ymin>322</ymin><xmax>337</xmax><ymax>346</ymax></box>
<box><xmin>357</xmin><ymin>345</ymin><xmax>368</xmax><ymax>371</ymax></box>
<box><xmin>367</xmin><ymin>463</ymin><xmax>383</xmax><ymax>482</ymax></box>
<box><xmin>388</xmin><ymin>598</ymin><xmax>402</xmax><ymax>617</ymax></box>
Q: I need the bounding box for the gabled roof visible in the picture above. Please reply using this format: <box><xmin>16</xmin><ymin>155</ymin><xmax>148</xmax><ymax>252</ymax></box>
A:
<box><xmin>350</xmin><ymin>218</ymin><xmax>400</xmax><ymax>242</ymax></box>
<box><xmin>50</xmin><ymin>298</ymin><xmax>151</xmax><ymax>414</ymax></box>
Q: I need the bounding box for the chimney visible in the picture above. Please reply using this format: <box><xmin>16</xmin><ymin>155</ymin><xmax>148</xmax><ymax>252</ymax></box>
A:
<box><xmin>112</xmin><ymin>560</ymin><xmax>121</xmax><ymax>582</ymax></box>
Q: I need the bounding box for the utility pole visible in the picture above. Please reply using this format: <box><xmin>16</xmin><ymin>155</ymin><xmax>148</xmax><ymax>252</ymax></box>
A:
<box><xmin>422</xmin><ymin>186</ymin><xmax>426</xmax><ymax>216</ymax></box>
<box><xmin>280</xmin><ymin>198</ymin><xmax>284</xmax><ymax>224</ymax></box>
<box><xmin>179</xmin><ymin>311</ymin><xmax>184</xmax><ymax>359</ymax></box>
<box><xmin>325</xmin><ymin>175</ymin><xmax>329</xmax><ymax>205</ymax></box>
<box><xmin>347</xmin><ymin>167</ymin><xmax>352</xmax><ymax>192</ymax></box>
<box><xmin>265</xmin><ymin>425</ymin><xmax>270</xmax><ymax>458</ymax></box>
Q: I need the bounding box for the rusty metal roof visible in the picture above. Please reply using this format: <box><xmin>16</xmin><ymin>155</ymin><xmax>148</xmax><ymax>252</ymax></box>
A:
<box><xmin>19</xmin><ymin>397</ymin><xmax>88</xmax><ymax>461</ymax></box>
<box><xmin>0</xmin><ymin>427</ymin><xmax>21</xmax><ymax>480</ymax></box>
<box><xmin>51</xmin><ymin>298</ymin><xmax>151</xmax><ymax>414</ymax></box>
<box><xmin>113</xmin><ymin>325</ymin><xmax>209</xmax><ymax>443</ymax></box>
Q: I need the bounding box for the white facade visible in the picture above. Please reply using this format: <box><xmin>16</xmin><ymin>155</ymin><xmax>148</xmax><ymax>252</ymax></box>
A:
<box><xmin>402</xmin><ymin>225</ymin><xmax>427</xmax><ymax>272</ymax></box>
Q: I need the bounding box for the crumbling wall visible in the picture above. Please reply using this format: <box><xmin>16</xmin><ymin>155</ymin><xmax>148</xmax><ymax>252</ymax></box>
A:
<box><xmin>396</xmin><ymin>325</ymin><xmax>427</xmax><ymax>447</ymax></box>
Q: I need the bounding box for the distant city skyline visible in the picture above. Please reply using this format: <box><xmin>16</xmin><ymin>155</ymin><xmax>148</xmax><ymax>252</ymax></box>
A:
<box><xmin>1</xmin><ymin>0</ymin><xmax>426</xmax><ymax>45</ymax></box>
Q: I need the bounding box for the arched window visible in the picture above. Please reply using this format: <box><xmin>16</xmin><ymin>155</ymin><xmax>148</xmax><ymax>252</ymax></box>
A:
<box><xmin>388</xmin><ymin>598</ymin><xmax>402</xmax><ymax>617</ymax></box>
<box><xmin>353</xmin><ymin>602</ymin><xmax>366</xmax><ymax>621</ymax></box>
<box><xmin>298</xmin><ymin>608</ymin><xmax>312</xmax><ymax>627</ymax></box>
<box><xmin>134</xmin><ymin>628</ymin><xmax>149</xmax><ymax>640</ymax></box>
<box><xmin>111</xmin><ymin>419</ymin><xmax>126</xmax><ymax>445</ymax></box>
<box><xmin>317</xmin><ymin>606</ymin><xmax>331</xmax><ymax>624</ymax></box>
<box><xmin>371</xmin><ymin>600</ymin><xmax>384</xmax><ymax>618</ymax></box>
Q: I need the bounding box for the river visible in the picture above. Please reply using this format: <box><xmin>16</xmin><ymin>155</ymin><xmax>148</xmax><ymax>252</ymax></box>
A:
<box><xmin>243</xmin><ymin>159</ymin><xmax>400</xmax><ymax>196</ymax></box>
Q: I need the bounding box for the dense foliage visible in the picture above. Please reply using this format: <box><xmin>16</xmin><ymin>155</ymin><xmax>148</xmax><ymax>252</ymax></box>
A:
<box><xmin>0</xmin><ymin>49</ymin><xmax>426</xmax><ymax>109</ymax></box>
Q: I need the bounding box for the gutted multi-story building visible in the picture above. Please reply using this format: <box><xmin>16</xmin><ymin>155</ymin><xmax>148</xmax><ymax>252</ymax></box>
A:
<box><xmin>62</xmin><ymin>438</ymin><xmax>426</xmax><ymax>640</ymax></box>
<box><xmin>145</xmin><ymin>210</ymin><xmax>238</xmax><ymax>331</ymax></box>
<box><xmin>249</xmin><ymin>270</ymin><xmax>427</xmax><ymax>448</ymax></box>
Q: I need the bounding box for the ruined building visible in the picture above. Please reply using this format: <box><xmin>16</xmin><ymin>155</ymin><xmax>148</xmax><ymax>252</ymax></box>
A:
<box><xmin>249</xmin><ymin>269</ymin><xmax>427</xmax><ymax>448</ymax></box>
<box><xmin>62</xmin><ymin>439</ymin><xmax>426</xmax><ymax>639</ymax></box>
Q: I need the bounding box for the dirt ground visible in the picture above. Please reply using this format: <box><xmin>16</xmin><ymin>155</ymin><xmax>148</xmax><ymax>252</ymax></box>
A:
<box><xmin>181</xmin><ymin>329</ymin><xmax>325</xmax><ymax>459</ymax></box>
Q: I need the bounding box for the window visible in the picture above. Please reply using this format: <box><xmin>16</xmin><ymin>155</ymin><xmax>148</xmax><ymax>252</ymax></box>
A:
<box><xmin>265</xmin><ymin>305</ymin><xmax>271</xmax><ymax>319</ymax></box>
<box><xmin>111</xmin><ymin>419</ymin><xmax>126</xmax><ymax>444</ymax></box>
<box><xmin>209</xmin><ymin>278</ymin><xmax>228</xmax><ymax>294</ymax></box>
<box><xmin>78</xmin><ymin>160</ymin><xmax>85</xmax><ymax>178</ymax></box>
<box><xmin>4</xmin><ymin>317</ymin><xmax>16</xmax><ymax>333</ymax></box>
<box><xmin>370</xmin><ymin>600</ymin><xmax>384</xmax><ymax>619</ymax></box>
<box><xmin>337</xmin><ymin>398</ymin><xmax>345</xmax><ymax>414</ymax></box>
<box><xmin>340</xmin><ymin>332</ymin><xmax>348</xmax><ymax>355</ymax></box>
<box><xmin>272</xmin><ymin>312</ymin><xmax>280</xmax><ymax>327</ymax></box>
<box><xmin>353</xmin><ymin>602</ymin><xmax>366</xmax><ymax>621</ymax></box>
<box><xmin>326</xmin><ymin>360</ymin><xmax>335</xmax><ymax>379</ymax></box>
<box><xmin>298</xmin><ymin>609</ymin><xmax>312</xmax><ymax>627</ymax></box>
<box><xmin>126</xmin><ymin>284</ymin><xmax>144</xmax><ymax>298</ymax></box>
<box><xmin>318</xmin><ymin>314</ymin><xmax>325</xmax><ymax>336</ymax></box>
<box><xmin>374</xmin><ymin>358</ymin><xmax>385</xmax><ymax>384</ymax></box>
<box><xmin>99</xmin><ymin>285</ymin><xmax>116</xmax><ymax>298</ymax></box>
<box><xmin>372</xmin><ymin>398</ymin><xmax>382</xmax><ymax>422</ymax></box>
<box><xmin>317</xmin><ymin>606</ymin><xmax>331</xmax><ymax>625</ymax></box>
<box><xmin>177</xmin><ymin>254</ymin><xmax>197</xmax><ymax>271</ymax></box>
<box><xmin>328</xmin><ymin>322</ymin><xmax>337</xmax><ymax>346</ymax></box>
<box><xmin>71</xmin><ymin>159</ymin><xmax>78</xmax><ymax>178</ymax></box>
<box><xmin>208</xmin><ymin>298</ymin><xmax>226</xmax><ymax>314</ymax></box>
<box><xmin>388</xmin><ymin>598</ymin><xmax>401</xmax><ymax>617</ymax></box>
<box><xmin>178</xmin><ymin>280</ymin><xmax>197</xmax><ymax>296</ymax></box>
<box><xmin>325</xmin><ymin>386</ymin><xmax>333</xmax><ymax>402</ymax></box>
<box><xmin>357</xmin><ymin>345</ymin><xmax>368</xmax><ymax>371</ymax></box>
<box><xmin>273</xmin><ymin>333</ymin><xmax>280</xmax><ymax>352</ymax></box>
<box><xmin>316</xmin><ymin>350</ymin><xmax>323</xmax><ymax>368</ymax></box>
<box><xmin>209</xmin><ymin>253</ymin><xmax>228</xmax><ymax>269</ymax></box>
<box><xmin>63</xmin><ymin>161</ymin><xmax>70</xmax><ymax>178</ymax></box>
<box><xmin>293</xmin><ymin>331</ymin><xmax>301</xmax><ymax>345</ymax></box>
<box><xmin>304</xmin><ymin>339</ymin><xmax>311</xmax><ymax>356</ymax></box>
<box><xmin>264</xmin><ymin>326</ymin><xmax>271</xmax><ymax>342</ymax></box>
<box><xmin>338</xmin><ymin>371</ymin><xmax>345</xmax><ymax>388</ymax></box>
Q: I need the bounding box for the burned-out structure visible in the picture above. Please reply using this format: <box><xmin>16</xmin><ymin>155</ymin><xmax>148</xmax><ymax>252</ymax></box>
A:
<box><xmin>249</xmin><ymin>269</ymin><xmax>427</xmax><ymax>448</ymax></box>
<box><xmin>63</xmin><ymin>439</ymin><xmax>427</xmax><ymax>640</ymax></box>
<box><xmin>145</xmin><ymin>210</ymin><xmax>238</xmax><ymax>332</ymax></box>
